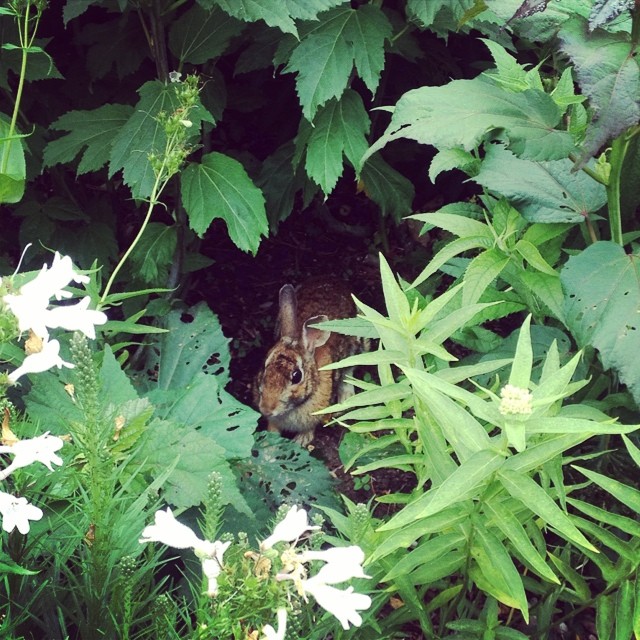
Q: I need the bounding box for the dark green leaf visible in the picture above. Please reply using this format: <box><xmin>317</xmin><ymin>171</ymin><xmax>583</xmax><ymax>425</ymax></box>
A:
<box><xmin>588</xmin><ymin>0</ymin><xmax>634</xmax><ymax>31</ymax></box>
<box><xmin>181</xmin><ymin>152</ymin><xmax>267</xmax><ymax>253</ymax></box>
<box><xmin>0</xmin><ymin>115</ymin><xmax>25</xmax><ymax>204</ymax></box>
<box><xmin>44</xmin><ymin>104</ymin><xmax>134</xmax><ymax>174</ymax></box>
<box><xmin>359</xmin><ymin>154</ymin><xmax>414</xmax><ymax>221</ymax></box>
<box><xmin>285</xmin><ymin>5</ymin><xmax>392</xmax><ymax>120</ymax></box>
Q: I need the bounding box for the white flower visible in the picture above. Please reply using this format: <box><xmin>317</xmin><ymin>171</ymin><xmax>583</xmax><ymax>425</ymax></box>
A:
<box><xmin>0</xmin><ymin>432</ymin><xmax>64</xmax><ymax>478</ymax></box>
<box><xmin>3</xmin><ymin>289</ymin><xmax>49</xmax><ymax>337</ymax></box>
<box><xmin>302</xmin><ymin>580</ymin><xmax>371</xmax><ymax>630</ymax></box>
<box><xmin>8</xmin><ymin>338</ymin><xmax>74</xmax><ymax>383</ymax></box>
<box><xmin>299</xmin><ymin>545</ymin><xmax>369</xmax><ymax>583</ymax></box>
<box><xmin>201</xmin><ymin>540</ymin><xmax>231</xmax><ymax>597</ymax></box>
<box><xmin>499</xmin><ymin>384</ymin><xmax>533</xmax><ymax>416</ymax></box>
<box><xmin>262</xmin><ymin>608</ymin><xmax>287</xmax><ymax>640</ymax></box>
<box><xmin>44</xmin><ymin>296</ymin><xmax>107</xmax><ymax>339</ymax></box>
<box><xmin>260</xmin><ymin>505</ymin><xmax>320</xmax><ymax>550</ymax></box>
<box><xmin>169</xmin><ymin>70</ymin><xmax>182</xmax><ymax>83</ymax></box>
<box><xmin>139</xmin><ymin>508</ymin><xmax>203</xmax><ymax>549</ymax></box>
<box><xmin>0</xmin><ymin>492</ymin><xmax>43</xmax><ymax>534</ymax></box>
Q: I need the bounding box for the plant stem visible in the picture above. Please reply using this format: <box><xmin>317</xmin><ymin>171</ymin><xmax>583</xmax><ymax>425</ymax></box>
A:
<box><xmin>607</xmin><ymin>134</ymin><xmax>628</xmax><ymax>246</ymax></box>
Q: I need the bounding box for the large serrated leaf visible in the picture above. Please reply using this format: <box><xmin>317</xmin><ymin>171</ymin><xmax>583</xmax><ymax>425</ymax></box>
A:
<box><xmin>44</xmin><ymin>104</ymin><xmax>133</xmax><ymax>175</ymax></box>
<box><xmin>364</xmin><ymin>77</ymin><xmax>575</xmax><ymax>165</ymax></box>
<box><xmin>359</xmin><ymin>154</ymin><xmax>414</xmax><ymax>220</ymax></box>
<box><xmin>168</xmin><ymin>4</ymin><xmax>244</xmax><ymax>64</ymax></box>
<box><xmin>473</xmin><ymin>145</ymin><xmax>606</xmax><ymax>223</ymax></box>
<box><xmin>181</xmin><ymin>152</ymin><xmax>267</xmax><ymax>253</ymax></box>
<box><xmin>560</xmin><ymin>18</ymin><xmax>640</xmax><ymax>166</ymax></box>
<box><xmin>285</xmin><ymin>5</ymin><xmax>391</xmax><ymax>120</ymax></box>
<box><xmin>562</xmin><ymin>241</ymin><xmax>640</xmax><ymax>405</ymax></box>
<box><xmin>300</xmin><ymin>89</ymin><xmax>369</xmax><ymax>195</ymax></box>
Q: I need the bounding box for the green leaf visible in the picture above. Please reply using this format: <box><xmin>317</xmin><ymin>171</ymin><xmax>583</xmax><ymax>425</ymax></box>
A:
<box><xmin>364</xmin><ymin>77</ymin><xmax>575</xmax><ymax>165</ymax></box>
<box><xmin>359</xmin><ymin>154</ymin><xmax>414</xmax><ymax>220</ymax></box>
<box><xmin>429</xmin><ymin>147</ymin><xmax>481</xmax><ymax>181</ymax></box>
<box><xmin>109</xmin><ymin>81</ymin><xmax>212</xmax><ymax>199</ymax></box>
<box><xmin>209</xmin><ymin>0</ymin><xmax>348</xmax><ymax>35</ymax></box>
<box><xmin>499</xmin><ymin>469</ymin><xmax>597</xmax><ymax>551</ymax></box>
<box><xmin>0</xmin><ymin>115</ymin><xmax>25</xmax><ymax>204</ymax></box>
<box><xmin>181</xmin><ymin>151</ymin><xmax>267</xmax><ymax>253</ymax></box>
<box><xmin>463</xmin><ymin>248</ymin><xmax>510</xmax><ymax>305</ymax></box>
<box><xmin>518</xmin><ymin>271</ymin><xmax>566</xmax><ymax>322</ymax></box>
<box><xmin>484</xmin><ymin>497</ymin><xmax>559</xmax><ymax>584</ymax></box>
<box><xmin>560</xmin><ymin>17</ymin><xmax>640</xmax><ymax>166</ymax></box>
<box><xmin>597</xmin><ymin>594</ymin><xmax>615</xmax><ymax>640</ymax></box>
<box><xmin>472</xmin><ymin>526</ymin><xmax>529</xmax><ymax>620</ymax></box>
<box><xmin>562</xmin><ymin>241</ymin><xmax>640</xmax><ymax>405</ymax></box>
<box><xmin>300</xmin><ymin>89</ymin><xmax>369</xmax><ymax>195</ymax></box>
<box><xmin>411</xmin><ymin>209</ymin><xmax>492</xmax><ymax>239</ymax></box>
<box><xmin>481</xmin><ymin>39</ymin><xmax>530</xmax><ymax>92</ymax></box>
<box><xmin>572</xmin><ymin>464</ymin><xmax>640</xmax><ymax>513</ymax></box>
<box><xmin>44</xmin><ymin>104</ymin><xmax>133</xmax><ymax>175</ymax></box>
<box><xmin>168</xmin><ymin>4</ymin><xmax>244</xmax><ymax>64</ymax></box>
<box><xmin>285</xmin><ymin>5</ymin><xmax>392</xmax><ymax>120</ymax></box>
<box><xmin>473</xmin><ymin>145</ymin><xmax>606</xmax><ymax>223</ymax></box>
<box><xmin>129</xmin><ymin>222</ymin><xmax>177</xmax><ymax>286</ymax></box>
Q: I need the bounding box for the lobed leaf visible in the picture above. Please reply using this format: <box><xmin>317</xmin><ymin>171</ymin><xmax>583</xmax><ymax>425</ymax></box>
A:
<box><xmin>181</xmin><ymin>152</ymin><xmax>268</xmax><ymax>253</ymax></box>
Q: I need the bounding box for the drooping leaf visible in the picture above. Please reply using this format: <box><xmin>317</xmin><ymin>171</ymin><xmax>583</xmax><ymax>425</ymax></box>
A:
<box><xmin>285</xmin><ymin>5</ymin><xmax>392</xmax><ymax>120</ymax></box>
<box><xmin>181</xmin><ymin>151</ymin><xmax>267</xmax><ymax>253</ymax></box>
<box><xmin>429</xmin><ymin>147</ymin><xmax>481</xmax><ymax>181</ymax></box>
<box><xmin>407</xmin><ymin>0</ymin><xmax>476</xmax><ymax>28</ymax></box>
<box><xmin>0</xmin><ymin>37</ymin><xmax>63</xmax><ymax>90</ymax></box>
<box><xmin>168</xmin><ymin>4</ymin><xmax>244</xmax><ymax>64</ymax></box>
<box><xmin>44</xmin><ymin>104</ymin><xmax>133</xmax><ymax>175</ymax></box>
<box><xmin>0</xmin><ymin>115</ymin><xmax>25</xmax><ymax>204</ymax></box>
<box><xmin>562</xmin><ymin>241</ymin><xmax>640</xmax><ymax>405</ymax></box>
<box><xmin>560</xmin><ymin>18</ymin><xmax>640</xmax><ymax>166</ymax></box>
<box><xmin>129</xmin><ymin>222</ymin><xmax>177</xmax><ymax>286</ymax></box>
<box><xmin>359</xmin><ymin>154</ymin><xmax>414</xmax><ymax>220</ymax></box>
<box><xmin>208</xmin><ymin>0</ymin><xmax>349</xmax><ymax>35</ymax></box>
<box><xmin>473</xmin><ymin>144</ymin><xmax>606</xmax><ymax>223</ymax></box>
<box><xmin>363</xmin><ymin>77</ymin><xmax>575</xmax><ymax>166</ymax></box>
<box><xmin>62</xmin><ymin>0</ymin><xmax>97</xmax><ymax>25</ymax></box>
<box><xmin>300</xmin><ymin>89</ymin><xmax>370</xmax><ymax>195</ymax></box>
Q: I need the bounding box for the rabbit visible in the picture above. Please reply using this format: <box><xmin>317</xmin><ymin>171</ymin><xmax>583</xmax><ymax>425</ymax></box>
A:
<box><xmin>254</xmin><ymin>276</ymin><xmax>364</xmax><ymax>446</ymax></box>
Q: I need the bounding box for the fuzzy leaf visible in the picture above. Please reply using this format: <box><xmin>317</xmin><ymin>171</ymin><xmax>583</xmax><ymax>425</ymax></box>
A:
<box><xmin>364</xmin><ymin>77</ymin><xmax>575</xmax><ymax>165</ymax></box>
<box><xmin>429</xmin><ymin>147</ymin><xmax>480</xmax><ymax>181</ymax></box>
<box><xmin>285</xmin><ymin>5</ymin><xmax>392</xmax><ymax>120</ymax></box>
<box><xmin>560</xmin><ymin>18</ymin><xmax>640</xmax><ymax>166</ymax></box>
<box><xmin>181</xmin><ymin>152</ymin><xmax>267</xmax><ymax>253</ymax></box>
<box><xmin>301</xmin><ymin>90</ymin><xmax>369</xmax><ymax>194</ymax></box>
<box><xmin>562</xmin><ymin>242</ymin><xmax>640</xmax><ymax>405</ymax></box>
<box><xmin>168</xmin><ymin>4</ymin><xmax>244</xmax><ymax>64</ymax></box>
<box><xmin>473</xmin><ymin>145</ymin><xmax>606</xmax><ymax>223</ymax></box>
<box><xmin>44</xmin><ymin>104</ymin><xmax>133</xmax><ymax>174</ymax></box>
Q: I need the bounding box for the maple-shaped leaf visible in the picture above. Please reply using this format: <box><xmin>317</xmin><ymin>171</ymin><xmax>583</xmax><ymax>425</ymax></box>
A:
<box><xmin>363</xmin><ymin>76</ymin><xmax>574</xmax><ymax>166</ymax></box>
<box><xmin>181</xmin><ymin>152</ymin><xmax>267</xmax><ymax>253</ymax></box>
<box><xmin>109</xmin><ymin>81</ymin><xmax>214</xmax><ymax>200</ymax></box>
<box><xmin>208</xmin><ymin>0</ymin><xmax>347</xmax><ymax>35</ymax></box>
<box><xmin>168</xmin><ymin>3</ymin><xmax>244</xmax><ymax>64</ymax></box>
<box><xmin>44</xmin><ymin>104</ymin><xmax>133</xmax><ymax>175</ymax></box>
<box><xmin>285</xmin><ymin>4</ymin><xmax>392</xmax><ymax>120</ymax></box>
<box><xmin>560</xmin><ymin>18</ymin><xmax>640</xmax><ymax>166</ymax></box>
<box><xmin>298</xmin><ymin>89</ymin><xmax>370</xmax><ymax>194</ymax></box>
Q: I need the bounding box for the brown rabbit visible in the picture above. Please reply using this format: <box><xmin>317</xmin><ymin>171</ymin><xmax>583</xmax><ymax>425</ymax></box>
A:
<box><xmin>254</xmin><ymin>277</ymin><xmax>363</xmax><ymax>446</ymax></box>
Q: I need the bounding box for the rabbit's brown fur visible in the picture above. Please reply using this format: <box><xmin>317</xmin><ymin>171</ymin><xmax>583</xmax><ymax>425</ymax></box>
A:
<box><xmin>254</xmin><ymin>277</ymin><xmax>362</xmax><ymax>446</ymax></box>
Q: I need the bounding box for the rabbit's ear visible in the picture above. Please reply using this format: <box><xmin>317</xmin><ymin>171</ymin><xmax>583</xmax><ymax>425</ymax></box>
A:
<box><xmin>303</xmin><ymin>314</ymin><xmax>330</xmax><ymax>352</ymax></box>
<box><xmin>277</xmin><ymin>284</ymin><xmax>297</xmax><ymax>338</ymax></box>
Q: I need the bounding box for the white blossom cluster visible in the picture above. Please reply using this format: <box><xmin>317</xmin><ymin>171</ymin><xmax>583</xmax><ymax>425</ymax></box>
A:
<box><xmin>2</xmin><ymin>251</ymin><xmax>107</xmax><ymax>383</ymax></box>
<box><xmin>140</xmin><ymin>505</ymin><xmax>373</xmax><ymax>639</ymax></box>
<box><xmin>498</xmin><ymin>383</ymin><xmax>533</xmax><ymax>416</ymax></box>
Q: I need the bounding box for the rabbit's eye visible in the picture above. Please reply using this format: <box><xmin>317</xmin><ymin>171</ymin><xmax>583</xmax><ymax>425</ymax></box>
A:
<box><xmin>291</xmin><ymin>368</ymin><xmax>303</xmax><ymax>384</ymax></box>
